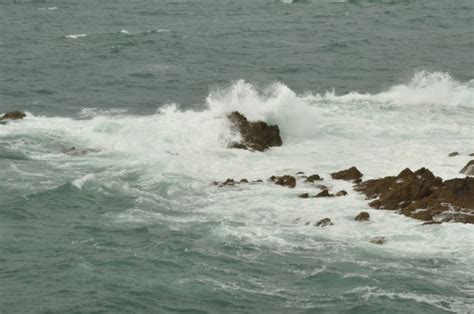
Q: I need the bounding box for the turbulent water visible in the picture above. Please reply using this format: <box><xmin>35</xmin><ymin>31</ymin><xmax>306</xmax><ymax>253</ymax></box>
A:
<box><xmin>1</xmin><ymin>1</ymin><xmax>474</xmax><ymax>313</ymax></box>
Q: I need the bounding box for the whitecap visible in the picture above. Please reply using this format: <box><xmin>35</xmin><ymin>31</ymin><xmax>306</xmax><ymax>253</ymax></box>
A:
<box><xmin>65</xmin><ymin>34</ymin><xmax>87</xmax><ymax>39</ymax></box>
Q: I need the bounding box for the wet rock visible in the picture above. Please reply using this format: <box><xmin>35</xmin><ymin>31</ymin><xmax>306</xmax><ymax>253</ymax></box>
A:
<box><xmin>240</xmin><ymin>179</ymin><xmax>249</xmax><ymax>183</ymax></box>
<box><xmin>274</xmin><ymin>175</ymin><xmax>296</xmax><ymax>188</ymax></box>
<box><xmin>355</xmin><ymin>211</ymin><xmax>370</xmax><ymax>221</ymax></box>
<box><xmin>421</xmin><ymin>221</ymin><xmax>443</xmax><ymax>226</ymax></box>
<box><xmin>295</xmin><ymin>171</ymin><xmax>305</xmax><ymax>175</ymax></box>
<box><xmin>227</xmin><ymin>111</ymin><xmax>282</xmax><ymax>151</ymax></box>
<box><xmin>255</xmin><ymin>179</ymin><xmax>263</xmax><ymax>183</ymax></box>
<box><xmin>448</xmin><ymin>152</ymin><xmax>459</xmax><ymax>157</ymax></box>
<box><xmin>305</xmin><ymin>174</ymin><xmax>322</xmax><ymax>183</ymax></box>
<box><xmin>0</xmin><ymin>111</ymin><xmax>26</xmax><ymax>120</ymax></box>
<box><xmin>369</xmin><ymin>236</ymin><xmax>386</xmax><ymax>245</ymax></box>
<box><xmin>315</xmin><ymin>218</ymin><xmax>333</xmax><ymax>227</ymax></box>
<box><xmin>221</xmin><ymin>178</ymin><xmax>236</xmax><ymax>186</ymax></box>
<box><xmin>62</xmin><ymin>147</ymin><xmax>99</xmax><ymax>156</ymax></box>
<box><xmin>335</xmin><ymin>190</ymin><xmax>348</xmax><ymax>197</ymax></box>
<box><xmin>356</xmin><ymin>167</ymin><xmax>474</xmax><ymax>224</ymax></box>
<box><xmin>331</xmin><ymin>167</ymin><xmax>363</xmax><ymax>181</ymax></box>
<box><xmin>460</xmin><ymin>160</ymin><xmax>474</xmax><ymax>176</ymax></box>
<box><xmin>298</xmin><ymin>193</ymin><xmax>310</xmax><ymax>198</ymax></box>
<box><xmin>315</xmin><ymin>190</ymin><xmax>334</xmax><ymax>198</ymax></box>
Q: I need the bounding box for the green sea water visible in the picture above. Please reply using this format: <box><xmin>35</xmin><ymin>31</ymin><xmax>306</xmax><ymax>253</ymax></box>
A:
<box><xmin>1</xmin><ymin>0</ymin><xmax>473</xmax><ymax>313</ymax></box>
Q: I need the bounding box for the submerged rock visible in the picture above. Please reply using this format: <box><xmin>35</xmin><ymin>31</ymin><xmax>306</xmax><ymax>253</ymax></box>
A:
<box><xmin>369</xmin><ymin>236</ymin><xmax>386</xmax><ymax>245</ymax></box>
<box><xmin>460</xmin><ymin>160</ymin><xmax>474</xmax><ymax>176</ymax></box>
<box><xmin>448</xmin><ymin>152</ymin><xmax>459</xmax><ymax>157</ymax></box>
<box><xmin>62</xmin><ymin>147</ymin><xmax>99</xmax><ymax>156</ymax></box>
<box><xmin>355</xmin><ymin>167</ymin><xmax>474</xmax><ymax>224</ymax></box>
<box><xmin>355</xmin><ymin>211</ymin><xmax>370</xmax><ymax>221</ymax></box>
<box><xmin>227</xmin><ymin>111</ymin><xmax>282</xmax><ymax>151</ymax></box>
<box><xmin>331</xmin><ymin>167</ymin><xmax>363</xmax><ymax>181</ymax></box>
<box><xmin>315</xmin><ymin>218</ymin><xmax>333</xmax><ymax>227</ymax></box>
<box><xmin>0</xmin><ymin>111</ymin><xmax>26</xmax><ymax>120</ymax></box>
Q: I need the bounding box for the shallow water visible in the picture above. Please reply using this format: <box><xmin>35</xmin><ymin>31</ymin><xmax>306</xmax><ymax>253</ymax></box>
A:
<box><xmin>1</xmin><ymin>0</ymin><xmax>473</xmax><ymax>313</ymax></box>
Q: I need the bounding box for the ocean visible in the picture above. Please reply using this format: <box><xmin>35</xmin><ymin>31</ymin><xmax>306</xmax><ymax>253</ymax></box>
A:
<box><xmin>1</xmin><ymin>0</ymin><xmax>473</xmax><ymax>313</ymax></box>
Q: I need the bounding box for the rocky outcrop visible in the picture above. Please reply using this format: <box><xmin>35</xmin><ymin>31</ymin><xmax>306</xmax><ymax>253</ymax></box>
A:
<box><xmin>305</xmin><ymin>174</ymin><xmax>322</xmax><ymax>183</ymax></box>
<box><xmin>272</xmin><ymin>175</ymin><xmax>296</xmax><ymax>188</ymax></box>
<box><xmin>315</xmin><ymin>218</ymin><xmax>333</xmax><ymax>227</ymax></box>
<box><xmin>356</xmin><ymin>168</ymin><xmax>474</xmax><ymax>223</ymax></box>
<box><xmin>0</xmin><ymin>111</ymin><xmax>26</xmax><ymax>120</ymax></box>
<box><xmin>460</xmin><ymin>160</ymin><xmax>474</xmax><ymax>176</ymax></box>
<box><xmin>227</xmin><ymin>111</ymin><xmax>282</xmax><ymax>151</ymax></box>
<box><xmin>331</xmin><ymin>167</ymin><xmax>363</xmax><ymax>181</ymax></box>
<box><xmin>355</xmin><ymin>211</ymin><xmax>370</xmax><ymax>221</ymax></box>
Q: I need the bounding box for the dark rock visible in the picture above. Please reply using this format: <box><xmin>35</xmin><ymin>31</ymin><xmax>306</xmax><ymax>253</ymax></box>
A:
<box><xmin>315</xmin><ymin>189</ymin><xmax>334</xmax><ymax>198</ymax></box>
<box><xmin>356</xmin><ymin>167</ymin><xmax>474</xmax><ymax>224</ymax></box>
<box><xmin>62</xmin><ymin>147</ymin><xmax>99</xmax><ymax>156</ymax></box>
<box><xmin>353</xmin><ymin>178</ymin><xmax>362</xmax><ymax>184</ymax></box>
<box><xmin>460</xmin><ymin>160</ymin><xmax>474</xmax><ymax>176</ymax></box>
<box><xmin>448</xmin><ymin>152</ymin><xmax>459</xmax><ymax>157</ymax></box>
<box><xmin>331</xmin><ymin>167</ymin><xmax>363</xmax><ymax>181</ymax></box>
<box><xmin>227</xmin><ymin>111</ymin><xmax>282</xmax><ymax>151</ymax></box>
<box><xmin>421</xmin><ymin>221</ymin><xmax>443</xmax><ymax>225</ymax></box>
<box><xmin>470</xmin><ymin>153</ymin><xmax>474</xmax><ymax>157</ymax></box>
<box><xmin>255</xmin><ymin>179</ymin><xmax>263</xmax><ymax>183</ymax></box>
<box><xmin>305</xmin><ymin>174</ymin><xmax>322</xmax><ymax>183</ymax></box>
<box><xmin>298</xmin><ymin>193</ymin><xmax>310</xmax><ymax>198</ymax></box>
<box><xmin>335</xmin><ymin>190</ymin><xmax>348</xmax><ymax>197</ymax></box>
<box><xmin>315</xmin><ymin>218</ymin><xmax>333</xmax><ymax>227</ymax></box>
<box><xmin>240</xmin><ymin>179</ymin><xmax>248</xmax><ymax>183</ymax></box>
<box><xmin>316</xmin><ymin>184</ymin><xmax>328</xmax><ymax>190</ymax></box>
<box><xmin>0</xmin><ymin>111</ymin><xmax>26</xmax><ymax>120</ymax></box>
<box><xmin>221</xmin><ymin>178</ymin><xmax>236</xmax><ymax>186</ymax></box>
<box><xmin>295</xmin><ymin>171</ymin><xmax>305</xmax><ymax>175</ymax></box>
<box><xmin>355</xmin><ymin>211</ymin><xmax>370</xmax><ymax>221</ymax></box>
<box><xmin>369</xmin><ymin>236</ymin><xmax>386</xmax><ymax>245</ymax></box>
<box><xmin>274</xmin><ymin>175</ymin><xmax>296</xmax><ymax>188</ymax></box>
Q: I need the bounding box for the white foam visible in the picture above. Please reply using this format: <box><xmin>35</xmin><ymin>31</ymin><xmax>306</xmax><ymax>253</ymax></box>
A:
<box><xmin>120</xmin><ymin>29</ymin><xmax>130</xmax><ymax>35</ymax></box>
<box><xmin>65</xmin><ymin>34</ymin><xmax>87</xmax><ymax>39</ymax></box>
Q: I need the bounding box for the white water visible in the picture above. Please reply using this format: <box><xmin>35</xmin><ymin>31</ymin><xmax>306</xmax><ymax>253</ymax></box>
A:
<box><xmin>1</xmin><ymin>71</ymin><xmax>473</xmax><ymax>271</ymax></box>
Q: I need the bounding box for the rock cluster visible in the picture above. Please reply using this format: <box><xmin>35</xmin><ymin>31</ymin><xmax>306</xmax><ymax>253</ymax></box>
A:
<box><xmin>0</xmin><ymin>111</ymin><xmax>26</xmax><ymax>120</ymax></box>
<box><xmin>227</xmin><ymin>111</ymin><xmax>282</xmax><ymax>151</ymax></box>
<box><xmin>355</xmin><ymin>168</ymin><xmax>474</xmax><ymax>223</ymax></box>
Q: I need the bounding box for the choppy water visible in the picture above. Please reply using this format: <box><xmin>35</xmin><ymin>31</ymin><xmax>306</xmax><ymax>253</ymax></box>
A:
<box><xmin>1</xmin><ymin>1</ymin><xmax>474</xmax><ymax>313</ymax></box>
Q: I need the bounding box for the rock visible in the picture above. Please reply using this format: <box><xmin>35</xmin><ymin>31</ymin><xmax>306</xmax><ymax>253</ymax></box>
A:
<box><xmin>369</xmin><ymin>236</ymin><xmax>386</xmax><ymax>245</ymax></box>
<box><xmin>62</xmin><ymin>147</ymin><xmax>99</xmax><ymax>156</ymax></box>
<box><xmin>298</xmin><ymin>193</ymin><xmax>310</xmax><ymax>198</ymax></box>
<box><xmin>335</xmin><ymin>190</ymin><xmax>348</xmax><ymax>197</ymax></box>
<box><xmin>255</xmin><ymin>179</ymin><xmax>263</xmax><ymax>183</ymax></box>
<box><xmin>421</xmin><ymin>221</ymin><xmax>443</xmax><ymax>226</ymax></box>
<box><xmin>305</xmin><ymin>174</ymin><xmax>322</xmax><ymax>183</ymax></box>
<box><xmin>460</xmin><ymin>160</ymin><xmax>474</xmax><ymax>176</ymax></box>
<box><xmin>295</xmin><ymin>171</ymin><xmax>305</xmax><ymax>175</ymax></box>
<box><xmin>274</xmin><ymin>175</ymin><xmax>296</xmax><ymax>188</ymax></box>
<box><xmin>331</xmin><ymin>167</ymin><xmax>363</xmax><ymax>181</ymax></box>
<box><xmin>315</xmin><ymin>190</ymin><xmax>333</xmax><ymax>198</ymax></box>
<box><xmin>240</xmin><ymin>179</ymin><xmax>249</xmax><ymax>183</ymax></box>
<box><xmin>315</xmin><ymin>218</ymin><xmax>333</xmax><ymax>227</ymax></box>
<box><xmin>470</xmin><ymin>153</ymin><xmax>474</xmax><ymax>157</ymax></box>
<box><xmin>448</xmin><ymin>152</ymin><xmax>459</xmax><ymax>157</ymax></box>
<box><xmin>221</xmin><ymin>178</ymin><xmax>236</xmax><ymax>186</ymax></box>
<box><xmin>0</xmin><ymin>111</ymin><xmax>26</xmax><ymax>120</ymax></box>
<box><xmin>355</xmin><ymin>167</ymin><xmax>474</xmax><ymax>224</ymax></box>
<box><xmin>355</xmin><ymin>211</ymin><xmax>370</xmax><ymax>221</ymax></box>
<box><xmin>316</xmin><ymin>184</ymin><xmax>328</xmax><ymax>190</ymax></box>
<box><xmin>227</xmin><ymin>111</ymin><xmax>282</xmax><ymax>151</ymax></box>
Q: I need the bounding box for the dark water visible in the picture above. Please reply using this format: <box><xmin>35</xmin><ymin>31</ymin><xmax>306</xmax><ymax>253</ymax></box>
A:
<box><xmin>1</xmin><ymin>0</ymin><xmax>473</xmax><ymax>115</ymax></box>
<box><xmin>1</xmin><ymin>1</ymin><xmax>474</xmax><ymax>313</ymax></box>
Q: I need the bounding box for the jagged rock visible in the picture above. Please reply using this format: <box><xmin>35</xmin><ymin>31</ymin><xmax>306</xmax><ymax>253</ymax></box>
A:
<box><xmin>315</xmin><ymin>218</ymin><xmax>333</xmax><ymax>227</ymax></box>
<box><xmin>273</xmin><ymin>175</ymin><xmax>296</xmax><ymax>188</ymax></box>
<box><xmin>331</xmin><ymin>167</ymin><xmax>363</xmax><ymax>181</ymax></box>
<box><xmin>305</xmin><ymin>174</ymin><xmax>322</xmax><ymax>183</ymax></box>
<box><xmin>0</xmin><ymin>111</ymin><xmax>26</xmax><ymax>120</ymax></box>
<box><xmin>227</xmin><ymin>111</ymin><xmax>282</xmax><ymax>151</ymax></box>
<box><xmin>369</xmin><ymin>236</ymin><xmax>386</xmax><ymax>245</ymax></box>
<box><xmin>448</xmin><ymin>152</ymin><xmax>459</xmax><ymax>157</ymax></box>
<box><xmin>460</xmin><ymin>160</ymin><xmax>474</xmax><ymax>176</ymax></box>
<box><xmin>356</xmin><ymin>167</ymin><xmax>474</xmax><ymax>224</ymax></box>
<box><xmin>315</xmin><ymin>190</ymin><xmax>333</xmax><ymax>198</ymax></box>
<box><xmin>298</xmin><ymin>193</ymin><xmax>310</xmax><ymax>198</ymax></box>
<box><xmin>335</xmin><ymin>190</ymin><xmax>347</xmax><ymax>197</ymax></box>
<box><xmin>355</xmin><ymin>211</ymin><xmax>370</xmax><ymax>221</ymax></box>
